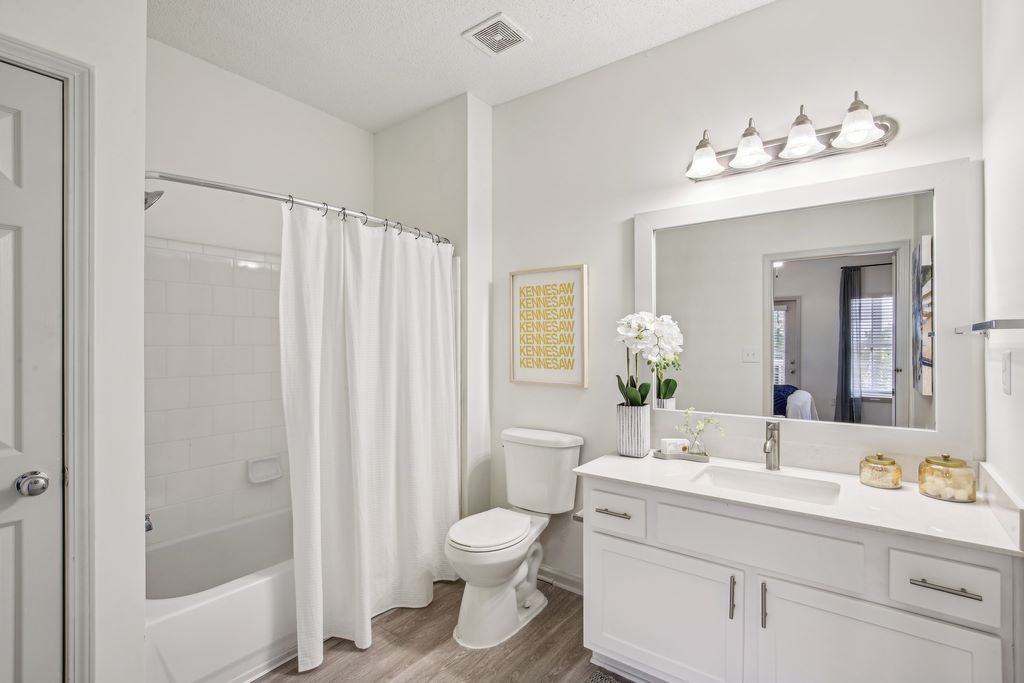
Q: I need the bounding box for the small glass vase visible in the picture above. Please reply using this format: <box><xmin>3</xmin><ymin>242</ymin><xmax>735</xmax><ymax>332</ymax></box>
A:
<box><xmin>688</xmin><ymin>434</ymin><xmax>707</xmax><ymax>456</ymax></box>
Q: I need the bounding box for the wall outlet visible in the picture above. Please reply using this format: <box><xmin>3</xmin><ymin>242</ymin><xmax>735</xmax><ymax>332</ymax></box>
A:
<box><xmin>742</xmin><ymin>347</ymin><xmax>760</xmax><ymax>363</ymax></box>
<box><xmin>1003</xmin><ymin>351</ymin><xmax>1012</xmax><ymax>396</ymax></box>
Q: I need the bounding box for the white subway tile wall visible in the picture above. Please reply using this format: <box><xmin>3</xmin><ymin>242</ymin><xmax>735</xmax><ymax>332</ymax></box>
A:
<box><xmin>144</xmin><ymin>238</ymin><xmax>288</xmax><ymax>545</ymax></box>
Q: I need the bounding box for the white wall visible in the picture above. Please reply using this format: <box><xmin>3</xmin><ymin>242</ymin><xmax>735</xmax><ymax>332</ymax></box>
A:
<box><xmin>146</xmin><ymin>39</ymin><xmax>374</xmax><ymax>254</ymax></box>
<box><xmin>374</xmin><ymin>94</ymin><xmax>494</xmax><ymax>516</ymax></box>
<box><xmin>655</xmin><ymin>196</ymin><xmax>912</xmax><ymax>420</ymax></box>
<box><xmin>491</xmin><ymin>0</ymin><xmax>981</xmax><ymax>583</ymax></box>
<box><xmin>982</xmin><ymin>0</ymin><xmax>1024</xmax><ymax>498</ymax></box>
<box><xmin>1</xmin><ymin>0</ymin><xmax>148</xmax><ymax>679</ymax></box>
<box><xmin>144</xmin><ymin>238</ymin><xmax>289</xmax><ymax>546</ymax></box>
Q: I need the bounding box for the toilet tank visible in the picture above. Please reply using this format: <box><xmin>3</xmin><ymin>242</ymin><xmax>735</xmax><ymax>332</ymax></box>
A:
<box><xmin>502</xmin><ymin>428</ymin><xmax>583</xmax><ymax>514</ymax></box>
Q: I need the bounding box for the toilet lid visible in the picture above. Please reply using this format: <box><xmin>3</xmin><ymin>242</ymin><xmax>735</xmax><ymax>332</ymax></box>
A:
<box><xmin>448</xmin><ymin>508</ymin><xmax>531</xmax><ymax>552</ymax></box>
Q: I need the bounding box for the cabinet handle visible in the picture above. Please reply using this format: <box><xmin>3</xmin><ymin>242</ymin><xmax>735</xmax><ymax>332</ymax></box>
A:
<box><xmin>595</xmin><ymin>507</ymin><xmax>631</xmax><ymax>520</ymax></box>
<box><xmin>761</xmin><ymin>582</ymin><xmax>767</xmax><ymax>629</ymax></box>
<box><xmin>728</xmin><ymin>575</ymin><xmax>736</xmax><ymax>620</ymax></box>
<box><xmin>909</xmin><ymin>578</ymin><xmax>982</xmax><ymax>602</ymax></box>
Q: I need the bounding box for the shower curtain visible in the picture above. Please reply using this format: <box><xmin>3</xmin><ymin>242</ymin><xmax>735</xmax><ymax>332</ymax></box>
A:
<box><xmin>280</xmin><ymin>206</ymin><xmax>460</xmax><ymax>671</ymax></box>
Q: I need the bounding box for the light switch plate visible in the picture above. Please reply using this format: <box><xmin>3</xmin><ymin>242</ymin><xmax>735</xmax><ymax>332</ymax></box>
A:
<box><xmin>1003</xmin><ymin>351</ymin><xmax>1012</xmax><ymax>396</ymax></box>
<box><xmin>742</xmin><ymin>347</ymin><xmax>759</xmax><ymax>363</ymax></box>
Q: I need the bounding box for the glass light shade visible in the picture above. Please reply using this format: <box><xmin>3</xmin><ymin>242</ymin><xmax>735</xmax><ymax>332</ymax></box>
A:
<box><xmin>779</xmin><ymin>106</ymin><xmax>825</xmax><ymax>159</ymax></box>
<box><xmin>685</xmin><ymin>131</ymin><xmax>725</xmax><ymax>179</ymax></box>
<box><xmin>729</xmin><ymin>119</ymin><xmax>771</xmax><ymax>169</ymax></box>
<box><xmin>832</xmin><ymin>92</ymin><xmax>885</xmax><ymax>149</ymax></box>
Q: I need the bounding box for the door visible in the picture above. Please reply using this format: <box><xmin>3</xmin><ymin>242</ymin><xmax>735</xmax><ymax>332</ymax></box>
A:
<box><xmin>586</xmin><ymin>533</ymin><xmax>744</xmax><ymax>683</ymax></box>
<box><xmin>772</xmin><ymin>298</ymin><xmax>800</xmax><ymax>387</ymax></box>
<box><xmin>757</xmin><ymin>579</ymin><xmax>1002</xmax><ymax>683</ymax></box>
<box><xmin>0</xmin><ymin>60</ymin><xmax>65</xmax><ymax>682</ymax></box>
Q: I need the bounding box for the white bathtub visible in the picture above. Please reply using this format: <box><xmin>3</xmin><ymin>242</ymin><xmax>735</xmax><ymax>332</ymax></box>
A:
<box><xmin>145</xmin><ymin>509</ymin><xmax>296</xmax><ymax>683</ymax></box>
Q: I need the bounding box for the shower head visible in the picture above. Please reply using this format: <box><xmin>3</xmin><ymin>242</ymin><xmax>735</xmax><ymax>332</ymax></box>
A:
<box><xmin>144</xmin><ymin>190</ymin><xmax>164</xmax><ymax>211</ymax></box>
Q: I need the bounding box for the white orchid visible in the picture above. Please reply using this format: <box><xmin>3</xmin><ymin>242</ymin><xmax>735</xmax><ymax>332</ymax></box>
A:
<box><xmin>617</xmin><ymin>312</ymin><xmax>685</xmax><ymax>404</ymax></box>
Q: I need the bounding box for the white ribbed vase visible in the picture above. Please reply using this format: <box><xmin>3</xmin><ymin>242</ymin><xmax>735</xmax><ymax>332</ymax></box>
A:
<box><xmin>655</xmin><ymin>398</ymin><xmax>676</xmax><ymax>410</ymax></box>
<box><xmin>616</xmin><ymin>404</ymin><xmax>651</xmax><ymax>458</ymax></box>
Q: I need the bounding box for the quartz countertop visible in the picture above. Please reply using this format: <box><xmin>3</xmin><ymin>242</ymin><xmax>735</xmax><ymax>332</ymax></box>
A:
<box><xmin>575</xmin><ymin>454</ymin><xmax>1022</xmax><ymax>557</ymax></box>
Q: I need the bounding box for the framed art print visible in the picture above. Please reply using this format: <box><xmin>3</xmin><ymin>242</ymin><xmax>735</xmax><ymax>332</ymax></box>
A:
<box><xmin>509</xmin><ymin>264</ymin><xmax>588</xmax><ymax>387</ymax></box>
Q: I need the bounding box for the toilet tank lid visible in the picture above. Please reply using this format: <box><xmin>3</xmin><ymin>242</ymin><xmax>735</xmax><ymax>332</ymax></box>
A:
<box><xmin>501</xmin><ymin>428</ymin><xmax>583</xmax><ymax>448</ymax></box>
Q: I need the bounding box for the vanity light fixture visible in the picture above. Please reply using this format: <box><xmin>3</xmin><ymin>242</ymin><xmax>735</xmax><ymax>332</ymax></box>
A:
<box><xmin>729</xmin><ymin>119</ymin><xmax>772</xmax><ymax>169</ymax></box>
<box><xmin>684</xmin><ymin>130</ymin><xmax>726</xmax><ymax>179</ymax></box>
<box><xmin>779</xmin><ymin>105</ymin><xmax>826</xmax><ymax>159</ymax></box>
<box><xmin>832</xmin><ymin>91</ymin><xmax>886</xmax><ymax>149</ymax></box>
<box><xmin>683</xmin><ymin>91</ymin><xmax>898</xmax><ymax>182</ymax></box>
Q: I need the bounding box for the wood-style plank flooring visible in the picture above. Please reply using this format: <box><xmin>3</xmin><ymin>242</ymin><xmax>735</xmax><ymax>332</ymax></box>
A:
<box><xmin>255</xmin><ymin>580</ymin><xmax>620</xmax><ymax>683</ymax></box>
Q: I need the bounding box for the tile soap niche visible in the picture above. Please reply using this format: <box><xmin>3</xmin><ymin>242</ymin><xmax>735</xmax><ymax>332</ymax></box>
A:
<box><xmin>248</xmin><ymin>455</ymin><xmax>283</xmax><ymax>484</ymax></box>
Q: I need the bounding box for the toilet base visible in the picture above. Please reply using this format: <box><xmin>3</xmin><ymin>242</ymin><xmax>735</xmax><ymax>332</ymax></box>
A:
<box><xmin>453</xmin><ymin>587</ymin><xmax>548</xmax><ymax>650</ymax></box>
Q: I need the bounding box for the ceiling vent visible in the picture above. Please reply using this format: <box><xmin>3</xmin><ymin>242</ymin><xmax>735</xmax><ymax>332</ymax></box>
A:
<box><xmin>462</xmin><ymin>13</ymin><xmax>529</xmax><ymax>55</ymax></box>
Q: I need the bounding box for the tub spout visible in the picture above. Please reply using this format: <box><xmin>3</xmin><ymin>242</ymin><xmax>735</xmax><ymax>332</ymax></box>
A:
<box><xmin>145</xmin><ymin>513</ymin><xmax>153</xmax><ymax>532</ymax></box>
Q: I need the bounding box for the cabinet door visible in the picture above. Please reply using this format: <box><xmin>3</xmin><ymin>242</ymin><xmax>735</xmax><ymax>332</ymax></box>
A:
<box><xmin>586</xmin><ymin>533</ymin><xmax>743</xmax><ymax>683</ymax></box>
<box><xmin>758</xmin><ymin>578</ymin><xmax>1002</xmax><ymax>683</ymax></box>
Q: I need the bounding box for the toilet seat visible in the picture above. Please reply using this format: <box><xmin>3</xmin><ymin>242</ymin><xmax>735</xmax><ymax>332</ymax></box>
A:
<box><xmin>447</xmin><ymin>508</ymin><xmax>532</xmax><ymax>553</ymax></box>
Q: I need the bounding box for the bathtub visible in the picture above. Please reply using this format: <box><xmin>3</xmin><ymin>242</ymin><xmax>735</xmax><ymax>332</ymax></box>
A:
<box><xmin>145</xmin><ymin>509</ymin><xmax>296</xmax><ymax>683</ymax></box>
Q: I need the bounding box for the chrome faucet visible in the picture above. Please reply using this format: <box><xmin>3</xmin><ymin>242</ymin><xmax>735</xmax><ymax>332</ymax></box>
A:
<box><xmin>144</xmin><ymin>513</ymin><xmax>153</xmax><ymax>532</ymax></box>
<box><xmin>764</xmin><ymin>421</ymin><xmax>781</xmax><ymax>471</ymax></box>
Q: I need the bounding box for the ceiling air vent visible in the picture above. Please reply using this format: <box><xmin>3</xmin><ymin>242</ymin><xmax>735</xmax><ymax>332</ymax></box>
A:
<box><xmin>462</xmin><ymin>13</ymin><xmax>529</xmax><ymax>55</ymax></box>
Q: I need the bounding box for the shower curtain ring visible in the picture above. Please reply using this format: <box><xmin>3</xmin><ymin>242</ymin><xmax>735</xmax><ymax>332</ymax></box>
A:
<box><xmin>286</xmin><ymin>195</ymin><xmax>294</xmax><ymax>210</ymax></box>
<box><xmin>396</xmin><ymin>222</ymin><xmax>404</xmax><ymax>235</ymax></box>
<box><xmin>339</xmin><ymin>207</ymin><xmax>347</xmax><ymax>220</ymax></box>
<box><xmin>414</xmin><ymin>227</ymin><xmax>422</xmax><ymax>239</ymax></box>
<box><xmin>426</xmin><ymin>231</ymin><xmax>436</xmax><ymax>244</ymax></box>
<box><xmin>320</xmin><ymin>202</ymin><xmax>329</xmax><ymax>216</ymax></box>
<box><xmin>383</xmin><ymin>218</ymin><xmax>390</xmax><ymax>231</ymax></box>
<box><xmin>359</xmin><ymin>212</ymin><xmax>368</xmax><ymax>225</ymax></box>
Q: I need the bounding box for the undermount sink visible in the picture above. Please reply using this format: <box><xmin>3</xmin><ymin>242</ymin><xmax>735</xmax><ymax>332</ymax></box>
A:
<box><xmin>693</xmin><ymin>466</ymin><xmax>841</xmax><ymax>505</ymax></box>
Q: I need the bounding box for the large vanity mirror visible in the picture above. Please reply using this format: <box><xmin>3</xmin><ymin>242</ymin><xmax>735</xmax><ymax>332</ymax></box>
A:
<box><xmin>635</xmin><ymin>161</ymin><xmax>984</xmax><ymax>453</ymax></box>
<box><xmin>656</xmin><ymin>192</ymin><xmax>935</xmax><ymax>429</ymax></box>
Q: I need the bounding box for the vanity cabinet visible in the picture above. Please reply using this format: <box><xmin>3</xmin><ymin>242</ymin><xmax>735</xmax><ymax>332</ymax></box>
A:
<box><xmin>588</xmin><ymin>533</ymin><xmax>744</xmax><ymax>683</ymax></box>
<box><xmin>758</xmin><ymin>578</ymin><xmax>1001</xmax><ymax>683</ymax></box>
<box><xmin>580</xmin><ymin>475</ymin><xmax>1015</xmax><ymax>683</ymax></box>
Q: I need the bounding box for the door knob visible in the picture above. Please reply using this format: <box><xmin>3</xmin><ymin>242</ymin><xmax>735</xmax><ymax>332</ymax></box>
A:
<box><xmin>14</xmin><ymin>471</ymin><xmax>50</xmax><ymax>496</ymax></box>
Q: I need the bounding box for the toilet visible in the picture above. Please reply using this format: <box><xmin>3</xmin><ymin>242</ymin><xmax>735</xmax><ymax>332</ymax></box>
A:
<box><xmin>445</xmin><ymin>427</ymin><xmax>583</xmax><ymax>649</ymax></box>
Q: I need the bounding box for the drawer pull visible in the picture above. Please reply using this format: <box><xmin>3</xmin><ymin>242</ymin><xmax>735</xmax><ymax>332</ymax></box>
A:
<box><xmin>728</xmin><ymin>575</ymin><xmax>736</xmax><ymax>620</ymax></box>
<box><xmin>909</xmin><ymin>578</ymin><xmax>983</xmax><ymax>602</ymax></box>
<box><xmin>595</xmin><ymin>507</ymin><xmax>631</xmax><ymax>520</ymax></box>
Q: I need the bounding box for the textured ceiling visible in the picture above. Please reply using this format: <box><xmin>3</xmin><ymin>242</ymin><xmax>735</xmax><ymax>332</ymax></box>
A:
<box><xmin>148</xmin><ymin>0</ymin><xmax>775</xmax><ymax>132</ymax></box>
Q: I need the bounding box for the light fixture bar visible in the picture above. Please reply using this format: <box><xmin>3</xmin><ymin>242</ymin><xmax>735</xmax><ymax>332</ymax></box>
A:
<box><xmin>688</xmin><ymin>115</ymin><xmax>898</xmax><ymax>182</ymax></box>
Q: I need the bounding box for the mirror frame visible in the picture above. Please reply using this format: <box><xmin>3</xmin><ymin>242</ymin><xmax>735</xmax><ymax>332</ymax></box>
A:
<box><xmin>634</xmin><ymin>160</ymin><xmax>984</xmax><ymax>460</ymax></box>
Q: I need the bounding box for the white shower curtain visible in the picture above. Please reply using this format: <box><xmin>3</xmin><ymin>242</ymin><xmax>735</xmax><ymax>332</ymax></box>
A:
<box><xmin>279</xmin><ymin>205</ymin><xmax>460</xmax><ymax>671</ymax></box>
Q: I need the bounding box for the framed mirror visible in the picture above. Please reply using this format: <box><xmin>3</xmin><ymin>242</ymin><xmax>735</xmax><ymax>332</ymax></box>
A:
<box><xmin>655</xmin><ymin>193</ymin><xmax>932</xmax><ymax>429</ymax></box>
<box><xmin>634</xmin><ymin>160</ymin><xmax>983</xmax><ymax>458</ymax></box>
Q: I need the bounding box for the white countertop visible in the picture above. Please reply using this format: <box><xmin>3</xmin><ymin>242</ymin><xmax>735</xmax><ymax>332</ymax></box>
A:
<box><xmin>575</xmin><ymin>454</ymin><xmax>1023</xmax><ymax>557</ymax></box>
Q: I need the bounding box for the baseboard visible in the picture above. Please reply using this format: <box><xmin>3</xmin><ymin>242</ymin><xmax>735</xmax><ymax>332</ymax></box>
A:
<box><xmin>538</xmin><ymin>564</ymin><xmax>583</xmax><ymax>595</ymax></box>
<box><xmin>239</xmin><ymin>644</ymin><xmax>297</xmax><ymax>683</ymax></box>
<box><xmin>591</xmin><ymin>653</ymin><xmax>667</xmax><ymax>683</ymax></box>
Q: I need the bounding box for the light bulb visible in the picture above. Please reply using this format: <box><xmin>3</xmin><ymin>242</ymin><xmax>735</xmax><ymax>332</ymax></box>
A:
<box><xmin>685</xmin><ymin>130</ymin><xmax>725</xmax><ymax>179</ymax></box>
<box><xmin>779</xmin><ymin>105</ymin><xmax>825</xmax><ymax>159</ymax></box>
<box><xmin>832</xmin><ymin>91</ymin><xmax>885</xmax><ymax>149</ymax></box>
<box><xmin>729</xmin><ymin>118</ymin><xmax>772</xmax><ymax>169</ymax></box>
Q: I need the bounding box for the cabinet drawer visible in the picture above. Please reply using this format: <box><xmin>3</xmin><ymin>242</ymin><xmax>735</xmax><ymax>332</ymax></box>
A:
<box><xmin>590</xmin><ymin>489</ymin><xmax>646</xmax><ymax>539</ymax></box>
<box><xmin>889</xmin><ymin>549</ymin><xmax>1001</xmax><ymax>628</ymax></box>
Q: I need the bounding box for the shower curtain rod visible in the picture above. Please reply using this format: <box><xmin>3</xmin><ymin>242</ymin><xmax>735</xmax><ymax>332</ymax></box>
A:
<box><xmin>145</xmin><ymin>171</ymin><xmax>452</xmax><ymax>245</ymax></box>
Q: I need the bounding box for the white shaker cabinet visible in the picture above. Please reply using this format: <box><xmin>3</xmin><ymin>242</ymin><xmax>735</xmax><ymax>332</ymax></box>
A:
<box><xmin>587</xmin><ymin>533</ymin><xmax>744</xmax><ymax>683</ymax></box>
<box><xmin>758</xmin><ymin>578</ymin><xmax>1002</xmax><ymax>683</ymax></box>
<box><xmin>580</xmin><ymin>474</ymin><xmax>1013</xmax><ymax>683</ymax></box>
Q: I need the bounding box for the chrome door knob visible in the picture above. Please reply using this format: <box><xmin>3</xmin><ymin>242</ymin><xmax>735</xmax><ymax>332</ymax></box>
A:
<box><xmin>14</xmin><ymin>471</ymin><xmax>50</xmax><ymax>496</ymax></box>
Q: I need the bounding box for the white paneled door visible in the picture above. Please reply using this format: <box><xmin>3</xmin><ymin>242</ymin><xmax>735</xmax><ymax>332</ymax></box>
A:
<box><xmin>0</xmin><ymin>60</ymin><xmax>65</xmax><ymax>682</ymax></box>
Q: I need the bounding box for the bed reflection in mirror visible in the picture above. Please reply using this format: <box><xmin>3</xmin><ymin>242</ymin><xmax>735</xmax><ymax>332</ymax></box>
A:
<box><xmin>655</xmin><ymin>191</ymin><xmax>935</xmax><ymax>430</ymax></box>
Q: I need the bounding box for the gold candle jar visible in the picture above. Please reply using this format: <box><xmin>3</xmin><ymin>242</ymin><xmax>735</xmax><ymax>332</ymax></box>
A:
<box><xmin>918</xmin><ymin>454</ymin><xmax>976</xmax><ymax>503</ymax></box>
<box><xmin>859</xmin><ymin>452</ymin><xmax>902</xmax><ymax>489</ymax></box>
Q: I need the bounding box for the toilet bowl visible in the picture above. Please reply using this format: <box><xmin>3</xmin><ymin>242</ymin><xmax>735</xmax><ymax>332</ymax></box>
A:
<box><xmin>446</xmin><ymin>428</ymin><xmax>582</xmax><ymax>649</ymax></box>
